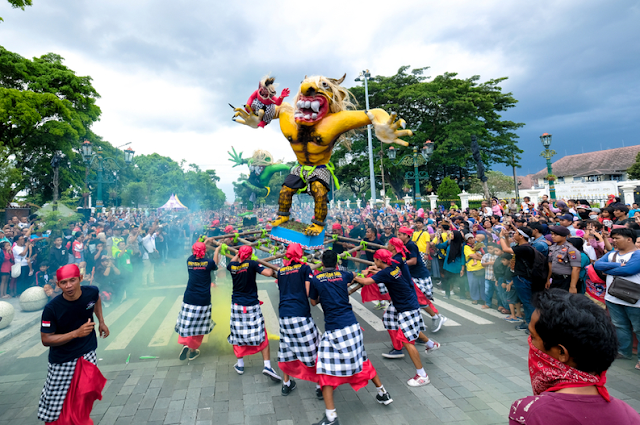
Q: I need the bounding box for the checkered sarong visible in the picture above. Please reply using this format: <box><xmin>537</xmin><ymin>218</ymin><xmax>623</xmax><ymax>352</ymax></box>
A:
<box><xmin>377</xmin><ymin>282</ymin><xmax>389</xmax><ymax>295</ymax></box>
<box><xmin>290</xmin><ymin>164</ymin><xmax>332</xmax><ymax>192</ymax></box>
<box><xmin>316</xmin><ymin>323</ymin><xmax>367</xmax><ymax>377</ymax></box>
<box><xmin>382</xmin><ymin>304</ymin><xmax>426</xmax><ymax>342</ymax></box>
<box><xmin>227</xmin><ymin>304</ymin><xmax>266</xmax><ymax>346</ymax></box>
<box><xmin>277</xmin><ymin>316</ymin><xmax>320</xmax><ymax>367</ymax></box>
<box><xmin>175</xmin><ymin>303</ymin><xmax>215</xmax><ymax>337</ymax></box>
<box><xmin>38</xmin><ymin>351</ymin><xmax>97</xmax><ymax>422</ymax></box>
<box><xmin>413</xmin><ymin>276</ymin><xmax>433</xmax><ymax>299</ymax></box>
<box><xmin>251</xmin><ymin>99</ymin><xmax>276</xmax><ymax>124</ymax></box>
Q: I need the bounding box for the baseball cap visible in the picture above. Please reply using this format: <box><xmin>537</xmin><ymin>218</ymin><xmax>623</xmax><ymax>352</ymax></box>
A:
<box><xmin>558</xmin><ymin>214</ymin><xmax>574</xmax><ymax>221</ymax></box>
<box><xmin>464</xmin><ymin>233</ymin><xmax>475</xmax><ymax>240</ymax></box>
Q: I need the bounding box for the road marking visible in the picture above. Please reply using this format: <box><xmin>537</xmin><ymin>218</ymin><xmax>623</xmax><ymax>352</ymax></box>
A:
<box><xmin>139</xmin><ymin>285</ymin><xmax>185</xmax><ymax>290</ymax></box>
<box><xmin>15</xmin><ymin>299</ymin><xmax>142</xmax><ymax>359</ymax></box>
<box><xmin>105</xmin><ymin>297</ymin><xmax>164</xmax><ymax>351</ymax></box>
<box><xmin>433</xmin><ymin>299</ymin><xmax>493</xmax><ymax>325</ymax></box>
<box><xmin>104</xmin><ymin>298</ymin><xmax>139</xmax><ymax>325</ymax></box>
<box><xmin>148</xmin><ymin>296</ymin><xmax>183</xmax><ymax>347</ymax></box>
<box><xmin>452</xmin><ymin>298</ymin><xmax>509</xmax><ymax>319</ymax></box>
<box><xmin>421</xmin><ymin>310</ymin><xmax>461</xmax><ymax>327</ymax></box>
<box><xmin>348</xmin><ymin>298</ymin><xmax>387</xmax><ymax>332</ymax></box>
<box><xmin>258</xmin><ymin>290</ymin><xmax>280</xmax><ymax>338</ymax></box>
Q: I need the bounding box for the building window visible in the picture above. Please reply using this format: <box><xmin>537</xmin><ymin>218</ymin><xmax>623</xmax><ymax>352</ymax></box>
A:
<box><xmin>557</xmin><ymin>177</ymin><xmax>564</xmax><ymax>183</ymax></box>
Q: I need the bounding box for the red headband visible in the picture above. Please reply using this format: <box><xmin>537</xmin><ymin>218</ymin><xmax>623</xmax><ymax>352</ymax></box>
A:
<box><xmin>238</xmin><ymin>245</ymin><xmax>253</xmax><ymax>262</ymax></box>
<box><xmin>398</xmin><ymin>226</ymin><xmax>414</xmax><ymax>236</ymax></box>
<box><xmin>284</xmin><ymin>243</ymin><xmax>303</xmax><ymax>266</ymax></box>
<box><xmin>192</xmin><ymin>242</ymin><xmax>206</xmax><ymax>259</ymax></box>
<box><xmin>332</xmin><ymin>223</ymin><xmax>342</xmax><ymax>230</ymax></box>
<box><xmin>374</xmin><ymin>249</ymin><xmax>395</xmax><ymax>265</ymax></box>
<box><xmin>224</xmin><ymin>225</ymin><xmax>234</xmax><ymax>234</ymax></box>
<box><xmin>212</xmin><ymin>219</ymin><xmax>220</xmax><ymax>226</ymax></box>
<box><xmin>388</xmin><ymin>237</ymin><xmax>409</xmax><ymax>256</ymax></box>
<box><xmin>57</xmin><ymin>264</ymin><xmax>81</xmax><ymax>282</ymax></box>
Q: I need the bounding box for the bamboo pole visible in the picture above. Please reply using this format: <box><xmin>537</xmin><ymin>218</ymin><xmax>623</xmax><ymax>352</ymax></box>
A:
<box><xmin>335</xmin><ymin>235</ymin><xmax>387</xmax><ymax>250</ymax></box>
<box><xmin>208</xmin><ymin>229</ymin><xmax>265</xmax><ymax>241</ymax></box>
<box><xmin>209</xmin><ymin>239</ymin><xmax>279</xmax><ymax>272</ymax></box>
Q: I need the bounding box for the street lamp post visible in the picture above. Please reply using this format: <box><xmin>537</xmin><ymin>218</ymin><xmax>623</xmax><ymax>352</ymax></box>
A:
<box><xmin>540</xmin><ymin>133</ymin><xmax>556</xmax><ymax>199</ymax></box>
<box><xmin>355</xmin><ymin>70</ymin><xmax>376</xmax><ymax>207</ymax></box>
<box><xmin>388</xmin><ymin>141</ymin><xmax>434</xmax><ymax>208</ymax></box>
<box><xmin>82</xmin><ymin>140</ymin><xmax>134</xmax><ymax>208</ymax></box>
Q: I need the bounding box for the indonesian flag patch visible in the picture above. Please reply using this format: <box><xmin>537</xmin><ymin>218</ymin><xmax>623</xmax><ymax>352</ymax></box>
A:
<box><xmin>42</xmin><ymin>321</ymin><xmax>51</xmax><ymax>328</ymax></box>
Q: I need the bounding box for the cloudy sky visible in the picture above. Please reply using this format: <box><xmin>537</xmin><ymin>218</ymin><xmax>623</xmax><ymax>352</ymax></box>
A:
<box><xmin>1</xmin><ymin>1</ymin><xmax>639</xmax><ymax>200</ymax></box>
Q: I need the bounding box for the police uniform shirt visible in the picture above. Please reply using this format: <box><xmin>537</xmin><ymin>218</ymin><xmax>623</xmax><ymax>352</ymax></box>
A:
<box><xmin>276</xmin><ymin>262</ymin><xmax>313</xmax><ymax>318</ymax></box>
<box><xmin>548</xmin><ymin>243</ymin><xmax>581</xmax><ymax>275</ymax></box>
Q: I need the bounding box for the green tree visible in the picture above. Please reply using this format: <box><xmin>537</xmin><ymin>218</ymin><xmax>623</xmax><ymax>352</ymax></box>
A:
<box><xmin>1</xmin><ymin>0</ymin><xmax>32</xmax><ymax>21</ymax></box>
<box><xmin>468</xmin><ymin>170</ymin><xmax>515</xmax><ymax>198</ymax></box>
<box><xmin>333</xmin><ymin>66</ymin><xmax>524</xmax><ymax>199</ymax></box>
<box><xmin>437</xmin><ymin>177</ymin><xmax>461</xmax><ymax>201</ymax></box>
<box><xmin>627</xmin><ymin>152</ymin><xmax>640</xmax><ymax>180</ymax></box>
<box><xmin>0</xmin><ymin>46</ymin><xmax>101</xmax><ymax>205</ymax></box>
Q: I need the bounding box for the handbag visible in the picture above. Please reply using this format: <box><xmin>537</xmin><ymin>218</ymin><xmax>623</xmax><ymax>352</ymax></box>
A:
<box><xmin>608</xmin><ymin>252</ymin><xmax>640</xmax><ymax>304</ymax></box>
<box><xmin>11</xmin><ymin>263</ymin><xmax>21</xmax><ymax>278</ymax></box>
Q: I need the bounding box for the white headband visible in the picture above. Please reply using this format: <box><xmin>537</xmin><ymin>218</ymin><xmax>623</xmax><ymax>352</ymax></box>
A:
<box><xmin>517</xmin><ymin>229</ymin><xmax>530</xmax><ymax>240</ymax></box>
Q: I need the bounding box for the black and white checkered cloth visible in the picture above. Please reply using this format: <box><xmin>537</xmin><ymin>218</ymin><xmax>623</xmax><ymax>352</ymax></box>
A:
<box><xmin>38</xmin><ymin>350</ymin><xmax>97</xmax><ymax>422</ymax></box>
<box><xmin>382</xmin><ymin>304</ymin><xmax>426</xmax><ymax>342</ymax></box>
<box><xmin>227</xmin><ymin>304</ymin><xmax>266</xmax><ymax>346</ymax></box>
<box><xmin>290</xmin><ymin>164</ymin><xmax>332</xmax><ymax>192</ymax></box>
<box><xmin>251</xmin><ymin>99</ymin><xmax>276</xmax><ymax>124</ymax></box>
<box><xmin>413</xmin><ymin>276</ymin><xmax>433</xmax><ymax>300</ymax></box>
<box><xmin>316</xmin><ymin>323</ymin><xmax>367</xmax><ymax>377</ymax></box>
<box><xmin>175</xmin><ymin>302</ymin><xmax>215</xmax><ymax>337</ymax></box>
<box><xmin>377</xmin><ymin>282</ymin><xmax>389</xmax><ymax>295</ymax></box>
<box><xmin>277</xmin><ymin>316</ymin><xmax>320</xmax><ymax>367</ymax></box>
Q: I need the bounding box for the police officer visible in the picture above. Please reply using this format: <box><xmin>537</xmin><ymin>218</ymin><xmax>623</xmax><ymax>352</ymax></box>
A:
<box><xmin>546</xmin><ymin>226</ymin><xmax>581</xmax><ymax>293</ymax></box>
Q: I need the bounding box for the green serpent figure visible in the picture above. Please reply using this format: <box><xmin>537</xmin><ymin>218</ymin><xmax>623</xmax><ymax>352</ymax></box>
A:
<box><xmin>228</xmin><ymin>147</ymin><xmax>290</xmax><ymax>210</ymax></box>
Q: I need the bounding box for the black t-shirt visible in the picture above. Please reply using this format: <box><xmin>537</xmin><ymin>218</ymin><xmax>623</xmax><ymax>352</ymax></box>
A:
<box><xmin>227</xmin><ymin>260</ymin><xmax>265</xmax><ymax>306</ymax></box>
<box><xmin>276</xmin><ymin>261</ymin><xmax>313</xmax><ymax>318</ymax></box>
<box><xmin>309</xmin><ymin>269</ymin><xmax>357</xmax><ymax>331</ymax></box>
<box><xmin>41</xmin><ymin>286</ymin><xmax>100</xmax><ymax>364</ymax></box>
<box><xmin>405</xmin><ymin>240</ymin><xmax>430</xmax><ymax>279</ymax></box>
<box><xmin>379</xmin><ymin>233</ymin><xmax>394</xmax><ymax>246</ymax></box>
<box><xmin>374</xmin><ymin>255</ymin><xmax>420</xmax><ymax>312</ymax></box>
<box><xmin>350</xmin><ymin>225</ymin><xmax>366</xmax><ymax>240</ymax></box>
<box><xmin>184</xmin><ymin>255</ymin><xmax>217</xmax><ymax>306</ymax></box>
<box><xmin>364</xmin><ymin>237</ymin><xmax>382</xmax><ymax>262</ymax></box>
<box><xmin>513</xmin><ymin>244</ymin><xmax>536</xmax><ymax>278</ymax></box>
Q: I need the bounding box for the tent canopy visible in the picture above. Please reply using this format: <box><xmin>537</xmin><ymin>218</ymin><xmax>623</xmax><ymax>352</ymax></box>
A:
<box><xmin>36</xmin><ymin>202</ymin><xmax>76</xmax><ymax>217</ymax></box>
<box><xmin>158</xmin><ymin>194</ymin><xmax>188</xmax><ymax>210</ymax></box>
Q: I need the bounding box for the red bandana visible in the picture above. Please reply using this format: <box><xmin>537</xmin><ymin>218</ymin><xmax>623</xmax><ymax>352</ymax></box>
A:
<box><xmin>374</xmin><ymin>249</ymin><xmax>397</xmax><ymax>265</ymax></box>
<box><xmin>528</xmin><ymin>336</ymin><xmax>610</xmax><ymax>401</ymax></box>
<box><xmin>192</xmin><ymin>242</ymin><xmax>206</xmax><ymax>259</ymax></box>
<box><xmin>224</xmin><ymin>225</ymin><xmax>234</xmax><ymax>234</ymax></box>
<box><xmin>398</xmin><ymin>226</ymin><xmax>414</xmax><ymax>236</ymax></box>
<box><xmin>388</xmin><ymin>237</ymin><xmax>408</xmax><ymax>257</ymax></box>
<box><xmin>57</xmin><ymin>264</ymin><xmax>81</xmax><ymax>282</ymax></box>
<box><xmin>238</xmin><ymin>245</ymin><xmax>253</xmax><ymax>262</ymax></box>
<box><xmin>284</xmin><ymin>243</ymin><xmax>303</xmax><ymax>266</ymax></box>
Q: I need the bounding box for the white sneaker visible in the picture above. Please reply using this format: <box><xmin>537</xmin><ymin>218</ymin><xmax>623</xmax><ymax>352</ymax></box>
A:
<box><xmin>426</xmin><ymin>341</ymin><xmax>441</xmax><ymax>354</ymax></box>
<box><xmin>432</xmin><ymin>315</ymin><xmax>447</xmax><ymax>333</ymax></box>
<box><xmin>407</xmin><ymin>374</ymin><xmax>430</xmax><ymax>387</ymax></box>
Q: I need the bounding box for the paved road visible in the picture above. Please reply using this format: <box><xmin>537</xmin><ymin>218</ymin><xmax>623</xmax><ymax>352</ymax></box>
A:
<box><xmin>1</xmin><ymin>262</ymin><xmax>639</xmax><ymax>425</ymax></box>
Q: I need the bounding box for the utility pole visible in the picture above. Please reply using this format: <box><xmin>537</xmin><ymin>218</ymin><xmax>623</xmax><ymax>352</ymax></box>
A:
<box><xmin>51</xmin><ymin>153</ymin><xmax>61</xmax><ymax>211</ymax></box>
<box><xmin>355</xmin><ymin>70</ymin><xmax>376</xmax><ymax>207</ymax></box>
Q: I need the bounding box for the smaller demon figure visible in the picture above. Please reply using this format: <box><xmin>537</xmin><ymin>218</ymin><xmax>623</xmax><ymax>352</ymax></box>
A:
<box><xmin>243</xmin><ymin>75</ymin><xmax>290</xmax><ymax>128</ymax></box>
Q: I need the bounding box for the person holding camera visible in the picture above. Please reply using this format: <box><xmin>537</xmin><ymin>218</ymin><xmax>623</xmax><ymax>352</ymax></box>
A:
<box><xmin>594</xmin><ymin>227</ymin><xmax>640</xmax><ymax>371</ymax></box>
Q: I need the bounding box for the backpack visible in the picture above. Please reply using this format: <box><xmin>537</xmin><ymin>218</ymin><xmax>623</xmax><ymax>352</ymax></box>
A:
<box><xmin>523</xmin><ymin>245</ymin><xmax>549</xmax><ymax>292</ymax></box>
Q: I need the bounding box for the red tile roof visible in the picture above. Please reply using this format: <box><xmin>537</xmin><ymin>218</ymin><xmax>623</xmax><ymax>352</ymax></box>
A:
<box><xmin>531</xmin><ymin>145</ymin><xmax>640</xmax><ymax>180</ymax></box>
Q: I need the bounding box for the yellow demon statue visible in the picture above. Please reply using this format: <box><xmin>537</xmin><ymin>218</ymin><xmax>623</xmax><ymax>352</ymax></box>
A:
<box><xmin>233</xmin><ymin>74</ymin><xmax>412</xmax><ymax>235</ymax></box>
